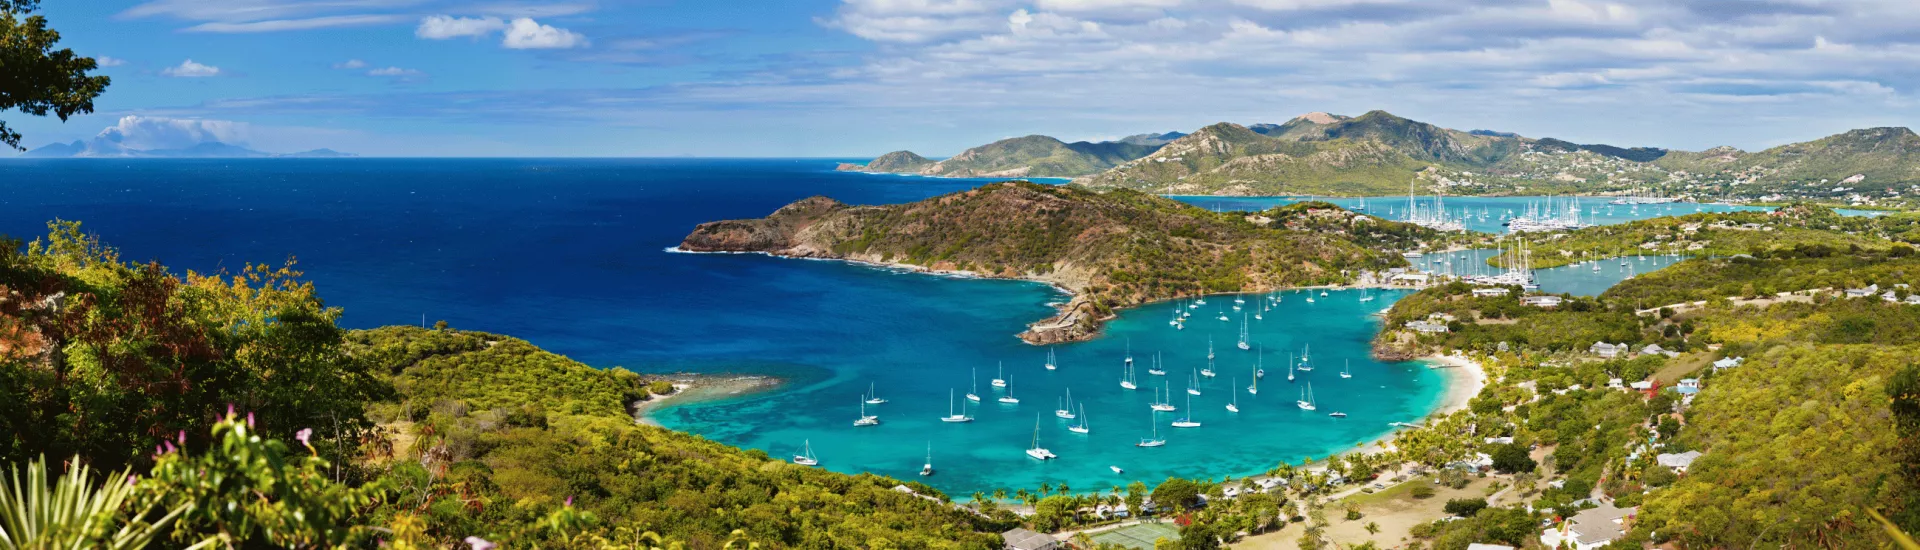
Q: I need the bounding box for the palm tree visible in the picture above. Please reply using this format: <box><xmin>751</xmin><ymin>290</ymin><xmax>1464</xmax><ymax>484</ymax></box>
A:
<box><xmin>1038</xmin><ymin>482</ymin><xmax>1052</xmax><ymax>497</ymax></box>
<box><xmin>1364</xmin><ymin>521</ymin><xmax>1380</xmax><ymax>535</ymax></box>
<box><xmin>1058</xmin><ymin>481</ymin><xmax>1070</xmax><ymax>496</ymax></box>
<box><xmin>994</xmin><ymin>487</ymin><xmax>1009</xmax><ymax>501</ymax></box>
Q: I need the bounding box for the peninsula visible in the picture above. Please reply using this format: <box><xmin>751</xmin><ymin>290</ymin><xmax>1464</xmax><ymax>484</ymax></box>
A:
<box><xmin>679</xmin><ymin>181</ymin><xmax>1434</xmax><ymax>343</ymax></box>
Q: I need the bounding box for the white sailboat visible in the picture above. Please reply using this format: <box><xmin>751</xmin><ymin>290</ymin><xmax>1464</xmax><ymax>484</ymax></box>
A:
<box><xmin>1256</xmin><ymin>344</ymin><xmax>1265</xmax><ymax>379</ymax></box>
<box><xmin>1147</xmin><ymin>352</ymin><xmax>1166</xmax><ymax>376</ymax></box>
<box><xmin>1200</xmin><ymin>344</ymin><xmax>1216</xmax><ymax>378</ymax></box>
<box><xmin>1171</xmin><ymin>394</ymin><xmax>1201</xmax><ymax>428</ymax></box>
<box><xmin>942</xmin><ymin>389</ymin><xmax>973</xmax><ymax>423</ymax></box>
<box><xmin>991</xmin><ymin>361</ymin><xmax>1007</xmax><ymax>388</ymax></box>
<box><xmin>1236</xmin><ymin>314</ymin><xmax>1250</xmax><ymax>350</ymax></box>
<box><xmin>1296</xmin><ymin>344</ymin><xmax>1314</xmax><ymax>372</ymax></box>
<box><xmin>1207</xmin><ymin>336</ymin><xmax>1215</xmax><ymax>361</ymax></box>
<box><xmin>1136</xmin><ymin>410</ymin><xmax>1166</xmax><ymax>447</ymax></box>
<box><xmin>1329</xmin><ymin>411</ymin><xmax>1347</xmax><ymax>418</ymax></box>
<box><xmin>967</xmin><ymin>367</ymin><xmax>982</xmax><ymax>403</ymax></box>
<box><xmin>1125</xmin><ymin>339</ymin><xmax>1134</xmax><ymax>367</ymax></box>
<box><xmin>921</xmin><ymin>444</ymin><xmax>934</xmax><ymax>476</ymax></box>
<box><xmin>1068</xmin><ymin>404</ymin><xmax>1089</xmax><ymax>434</ymax></box>
<box><xmin>793</xmin><ymin>440</ymin><xmax>818</xmax><ymax>466</ymax></box>
<box><xmin>1340</xmin><ymin>360</ymin><xmax>1352</xmax><ymax>379</ymax></box>
<box><xmin>1119</xmin><ymin>358</ymin><xmax>1138</xmax><ymax>390</ymax></box>
<box><xmin>1226</xmin><ymin>378</ymin><xmax>1240</xmax><ymax>412</ymax></box>
<box><xmin>1248</xmin><ymin>361</ymin><xmax>1259</xmax><ymax>395</ymax></box>
<box><xmin>855</xmin><ymin>399</ymin><xmax>880</xmax><ymax>426</ymax></box>
<box><xmin>1055</xmin><ymin>389</ymin><xmax>1076</xmax><ymax>419</ymax></box>
<box><xmin>1151</xmin><ymin>382</ymin><xmax>1177</xmax><ymax>412</ymax></box>
<box><xmin>1296</xmin><ymin>382</ymin><xmax>1317</xmax><ymax>411</ymax></box>
<box><xmin>998</xmin><ymin>382</ymin><xmax>1020</xmax><ymax>404</ymax></box>
<box><xmin>865</xmin><ymin>383</ymin><xmax>887</xmax><ymax>405</ymax></box>
<box><xmin>1287</xmin><ymin>352</ymin><xmax>1295</xmax><ymax>382</ymax></box>
<box><xmin>1044</xmin><ymin>347</ymin><xmax>1057</xmax><ymax>371</ymax></box>
<box><xmin>1025</xmin><ymin>416</ymin><xmax>1056</xmax><ymax>460</ymax></box>
<box><xmin>1187</xmin><ymin>369</ymin><xmax>1201</xmax><ymax>396</ymax></box>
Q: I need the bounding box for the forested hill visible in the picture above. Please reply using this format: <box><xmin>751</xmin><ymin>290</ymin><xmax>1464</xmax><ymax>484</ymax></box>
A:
<box><xmin>680</xmin><ymin>181</ymin><xmax>1434</xmax><ymax>343</ymax></box>
<box><xmin>836</xmin><ymin>135</ymin><xmax>1164</xmax><ymax>178</ymax></box>
<box><xmin>0</xmin><ymin>221</ymin><xmax>1005</xmax><ymax>549</ymax></box>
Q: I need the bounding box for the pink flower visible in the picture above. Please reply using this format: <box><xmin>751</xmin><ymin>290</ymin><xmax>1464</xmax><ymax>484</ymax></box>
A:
<box><xmin>463</xmin><ymin>536</ymin><xmax>497</xmax><ymax>550</ymax></box>
<box><xmin>565</xmin><ymin>496</ymin><xmax>574</xmax><ymax>507</ymax></box>
<box><xmin>177</xmin><ymin>430</ymin><xmax>186</xmax><ymax>446</ymax></box>
<box><xmin>295</xmin><ymin>428</ymin><xmax>313</xmax><ymax>447</ymax></box>
<box><xmin>226</xmin><ymin>403</ymin><xmax>235</xmax><ymax>418</ymax></box>
<box><xmin>246</xmin><ymin>412</ymin><xmax>255</xmax><ymax>428</ymax></box>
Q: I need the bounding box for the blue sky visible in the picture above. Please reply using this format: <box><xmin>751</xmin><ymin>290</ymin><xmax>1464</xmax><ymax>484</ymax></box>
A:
<box><xmin>9</xmin><ymin>0</ymin><xmax>1920</xmax><ymax>156</ymax></box>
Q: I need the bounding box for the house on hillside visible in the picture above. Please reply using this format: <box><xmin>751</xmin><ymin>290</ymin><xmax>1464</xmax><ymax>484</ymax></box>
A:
<box><xmin>1473</xmin><ymin>288</ymin><xmax>1512</xmax><ymax>297</ymax></box>
<box><xmin>1712</xmin><ymin>357</ymin><xmax>1743</xmax><ymax>371</ymax></box>
<box><xmin>1408</xmin><ymin>320</ymin><xmax>1451</xmax><ymax>334</ymax></box>
<box><xmin>1002</xmin><ymin>528</ymin><xmax>1059</xmax><ymax>550</ymax></box>
<box><xmin>1590</xmin><ymin>342</ymin><xmax>1627</xmax><ymax>358</ymax></box>
<box><xmin>1845</xmin><ymin>284</ymin><xmax>1880</xmax><ymax>299</ymax></box>
<box><xmin>1657</xmin><ymin>451</ymin><xmax>1702</xmax><ymax>473</ymax></box>
<box><xmin>1392</xmin><ymin>272</ymin><xmax>1432</xmax><ymax>286</ymax></box>
<box><xmin>1541</xmin><ymin>504</ymin><xmax>1638</xmax><ymax>550</ymax></box>
<box><xmin>1641</xmin><ymin>344</ymin><xmax>1678</xmax><ymax>358</ymax></box>
<box><xmin>1521</xmin><ymin>295</ymin><xmax>1564</xmax><ymax>308</ymax></box>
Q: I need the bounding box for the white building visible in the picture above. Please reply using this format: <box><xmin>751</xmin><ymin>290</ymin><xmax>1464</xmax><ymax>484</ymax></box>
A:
<box><xmin>1657</xmin><ymin>451</ymin><xmax>1702</xmax><ymax>473</ymax></box>
<box><xmin>1521</xmin><ymin>295</ymin><xmax>1564</xmax><ymax>308</ymax></box>
<box><xmin>1590</xmin><ymin>342</ymin><xmax>1626</xmax><ymax>358</ymax></box>
<box><xmin>1541</xmin><ymin>504</ymin><xmax>1637</xmax><ymax>550</ymax></box>
<box><xmin>1712</xmin><ymin>357</ymin><xmax>1743</xmax><ymax>371</ymax></box>
<box><xmin>1473</xmin><ymin>288</ymin><xmax>1512</xmax><ymax>297</ymax></box>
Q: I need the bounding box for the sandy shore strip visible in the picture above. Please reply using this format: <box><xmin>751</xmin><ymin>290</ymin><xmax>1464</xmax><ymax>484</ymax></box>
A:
<box><xmin>632</xmin><ymin>373</ymin><xmax>784</xmax><ymax>427</ymax></box>
<box><xmin>1424</xmin><ymin>353</ymin><xmax>1488</xmax><ymax>415</ymax></box>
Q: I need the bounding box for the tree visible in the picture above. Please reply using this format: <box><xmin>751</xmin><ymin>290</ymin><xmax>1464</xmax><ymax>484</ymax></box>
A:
<box><xmin>1364</xmin><ymin>521</ymin><xmax>1380</xmax><ymax>535</ymax></box>
<box><xmin>1</xmin><ymin>0</ymin><xmax>112</xmax><ymax>150</ymax></box>
<box><xmin>1442</xmin><ymin>498</ymin><xmax>1488</xmax><ymax>517</ymax></box>
<box><xmin>1489</xmin><ymin>443</ymin><xmax>1537</xmax><ymax>474</ymax></box>
<box><xmin>1176</xmin><ymin>521</ymin><xmax>1220</xmax><ymax>550</ymax></box>
<box><xmin>1152</xmin><ymin>478</ymin><xmax>1202</xmax><ymax>511</ymax></box>
<box><xmin>1032</xmin><ymin>495</ymin><xmax>1075</xmax><ymax>532</ymax></box>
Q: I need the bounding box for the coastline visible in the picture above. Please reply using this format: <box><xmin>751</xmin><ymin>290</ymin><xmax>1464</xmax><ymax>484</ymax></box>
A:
<box><xmin>1423</xmin><ymin>353</ymin><xmax>1488</xmax><ymax>415</ymax></box>
<box><xmin>632</xmin><ymin>373</ymin><xmax>786</xmax><ymax>427</ymax></box>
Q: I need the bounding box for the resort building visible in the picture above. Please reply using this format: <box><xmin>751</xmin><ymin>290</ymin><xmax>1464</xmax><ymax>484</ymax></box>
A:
<box><xmin>1540</xmin><ymin>503</ymin><xmax>1637</xmax><ymax>550</ymax></box>
<box><xmin>1590</xmin><ymin>342</ymin><xmax>1627</xmax><ymax>358</ymax></box>
<box><xmin>1472</xmin><ymin>288</ymin><xmax>1512</xmax><ymax>297</ymax></box>
<box><xmin>1845</xmin><ymin>284</ymin><xmax>1880</xmax><ymax>299</ymax></box>
<box><xmin>1391</xmin><ymin>272</ymin><xmax>1432</xmax><ymax>286</ymax></box>
<box><xmin>1408</xmin><ymin>320</ymin><xmax>1451</xmax><ymax>334</ymax></box>
<box><xmin>1712</xmin><ymin>357</ymin><xmax>1744</xmax><ymax>371</ymax></box>
<box><xmin>1657</xmin><ymin>451</ymin><xmax>1702</xmax><ymax>473</ymax></box>
<box><xmin>1521</xmin><ymin>295</ymin><xmax>1564</xmax><ymax>308</ymax></box>
<box><xmin>1001</xmin><ymin>528</ymin><xmax>1059</xmax><ymax>550</ymax></box>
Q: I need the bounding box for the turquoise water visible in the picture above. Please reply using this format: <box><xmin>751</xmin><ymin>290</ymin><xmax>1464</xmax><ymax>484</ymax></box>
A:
<box><xmin>1425</xmin><ymin>250</ymin><xmax>1686</xmax><ymax>297</ymax></box>
<box><xmin>1168</xmin><ymin>196</ymin><xmax>1776</xmax><ymax>234</ymax></box>
<box><xmin>656</xmin><ymin>286</ymin><xmax>1438</xmax><ymax>496</ymax></box>
<box><xmin>0</xmin><ymin>159</ymin><xmax>1669</xmax><ymax>498</ymax></box>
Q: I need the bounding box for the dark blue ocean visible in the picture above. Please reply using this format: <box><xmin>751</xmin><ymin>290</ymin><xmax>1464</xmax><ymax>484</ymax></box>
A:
<box><xmin>0</xmin><ymin>158</ymin><xmax>1659</xmax><ymax>496</ymax></box>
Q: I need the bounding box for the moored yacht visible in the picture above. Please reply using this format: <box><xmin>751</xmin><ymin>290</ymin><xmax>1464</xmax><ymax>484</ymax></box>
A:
<box><xmin>793</xmin><ymin>440</ymin><xmax>818</xmax><ymax>466</ymax></box>
<box><xmin>991</xmin><ymin>361</ymin><xmax>1007</xmax><ymax>388</ymax></box>
<box><xmin>1025</xmin><ymin>416</ymin><xmax>1056</xmax><ymax>460</ymax></box>
<box><xmin>854</xmin><ymin>399</ymin><xmax>880</xmax><ymax>426</ymax></box>
<box><xmin>1227</xmin><ymin>378</ymin><xmax>1240</xmax><ymax>412</ymax></box>
<box><xmin>941</xmin><ymin>389</ymin><xmax>973</xmax><ymax>423</ymax></box>
<box><xmin>1136</xmin><ymin>410</ymin><xmax>1166</xmax><ymax>447</ymax></box>
<box><xmin>967</xmin><ymin>367</ymin><xmax>982</xmax><ymax>403</ymax></box>
<box><xmin>1170</xmin><ymin>394</ymin><xmax>1201</xmax><ymax>428</ymax></box>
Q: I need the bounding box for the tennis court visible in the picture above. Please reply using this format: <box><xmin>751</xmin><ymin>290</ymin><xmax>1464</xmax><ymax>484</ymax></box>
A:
<box><xmin>1087</xmin><ymin>522</ymin><xmax>1180</xmax><ymax>550</ymax></box>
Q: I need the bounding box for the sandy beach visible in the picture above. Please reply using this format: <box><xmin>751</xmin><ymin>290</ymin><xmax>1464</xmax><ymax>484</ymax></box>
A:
<box><xmin>632</xmin><ymin>373</ymin><xmax>784</xmax><ymax>427</ymax></box>
<box><xmin>1424</xmin><ymin>354</ymin><xmax>1488</xmax><ymax>415</ymax></box>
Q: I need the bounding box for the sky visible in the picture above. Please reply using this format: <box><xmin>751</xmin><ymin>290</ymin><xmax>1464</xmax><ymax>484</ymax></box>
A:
<box><xmin>7</xmin><ymin>0</ymin><xmax>1920</xmax><ymax>157</ymax></box>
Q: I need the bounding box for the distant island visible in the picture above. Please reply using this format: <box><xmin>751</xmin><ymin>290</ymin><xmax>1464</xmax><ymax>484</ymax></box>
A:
<box><xmin>843</xmin><ymin>110</ymin><xmax>1920</xmax><ymax>207</ymax></box>
<box><xmin>21</xmin><ymin>139</ymin><xmax>355</xmax><ymax>158</ymax></box>
<box><xmin>679</xmin><ymin>181</ymin><xmax>1434</xmax><ymax>343</ymax></box>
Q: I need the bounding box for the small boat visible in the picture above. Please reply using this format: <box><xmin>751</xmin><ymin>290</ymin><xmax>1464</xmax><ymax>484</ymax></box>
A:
<box><xmin>1248</xmin><ymin>360</ymin><xmax>1259</xmax><ymax>395</ymax></box>
<box><xmin>1068</xmin><ymin>404</ymin><xmax>1089</xmax><ymax>434</ymax></box>
<box><xmin>1055</xmin><ymin>389</ymin><xmax>1076</xmax><ymax>419</ymax></box>
<box><xmin>1296</xmin><ymin>344</ymin><xmax>1314</xmax><ymax>372</ymax></box>
<box><xmin>1296</xmin><ymin>382</ymin><xmax>1317</xmax><ymax>411</ymax></box>
<box><xmin>1147</xmin><ymin>353</ymin><xmax>1167</xmax><ymax>376</ymax></box>
<box><xmin>1025</xmin><ymin>416</ymin><xmax>1056</xmax><ymax>460</ymax></box>
<box><xmin>855</xmin><ymin>399</ymin><xmax>880</xmax><ymax>426</ymax></box>
<box><xmin>1044</xmin><ymin>347</ymin><xmax>1057</xmax><ymax>371</ymax></box>
<box><xmin>1320</xmin><ymin>291</ymin><xmax>1328</xmax><ymax>297</ymax></box>
<box><xmin>1195</xmin><ymin>298</ymin><xmax>1206</xmax><ymax>306</ymax></box>
<box><xmin>1200</xmin><ymin>351</ymin><xmax>1216</xmax><ymax>378</ymax></box>
<box><xmin>1227</xmin><ymin>377</ymin><xmax>1240</xmax><ymax>412</ymax></box>
<box><xmin>1171</xmin><ymin>394</ymin><xmax>1201</xmax><ymax>428</ymax></box>
<box><xmin>1136</xmin><ymin>410</ymin><xmax>1166</xmax><ymax>447</ymax></box>
<box><xmin>793</xmin><ymin>440</ymin><xmax>819</xmax><ymax>466</ymax></box>
<box><xmin>865</xmin><ymin>383</ymin><xmax>887</xmax><ymax>405</ymax></box>
<box><xmin>1306</xmin><ymin>296</ymin><xmax>1315</xmax><ymax>303</ymax></box>
<box><xmin>1329</xmin><ymin>412</ymin><xmax>1347</xmax><ymax>418</ymax></box>
<box><xmin>967</xmin><ymin>367</ymin><xmax>982</xmax><ymax>403</ymax></box>
<box><xmin>921</xmin><ymin>444</ymin><xmax>934</xmax><ymax>476</ymax></box>
<box><xmin>942</xmin><ymin>389</ymin><xmax>973</xmax><ymax>423</ymax></box>
<box><xmin>991</xmin><ymin>361</ymin><xmax>1007</xmax><ymax>388</ymax></box>
<box><xmin>1187</xmin><ymin>370</ymin><xmax>1201</xmax><ymax>396</ymax></box>
<box><xmin>1110</xmin><ymin>465</ymin><xmax>1124</xmax><ymax>474</ymax></box>
<box><xmin>1287</xmin><ymin>352</ymin><xmax>1295</xmax><ymax>382</ymax></box>
<box><xmin>1218</xmin><ymin>310</ymin><xmax>1229</xmax><ymax>322</ymax></box>
<box><xmin>1150</xmin><ymin>383</ymin><xmax>1176</xmax><ymax>412</ymax></box>
<box><xmin>1234</xmin><ymin>296</ymin><xmax>1245</xmax><ymax>305</ymax></box>
<box><xmin>1340</xmin><ymin>360</ymin><xmax>1352</xmax><ymax>379</ymax></box>
<box><xmin>998</xmin><ymin>384</ymin><xmax>1020</xmax><ymax>404</ymax></box>
<box><xmin>1236</xmin><ymin>314</ymin><xmax>1250</xmax><ymax>350</ymax></box>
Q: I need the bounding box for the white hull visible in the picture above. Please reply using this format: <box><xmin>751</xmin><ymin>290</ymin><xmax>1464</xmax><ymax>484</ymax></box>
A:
<box><xmin>1026</xmin><ymin>448</ymin><xmax>1056</xmax><ymax>460</ymax></box>
<box><xmin>1171</xmin><ymin>421</ymin><xmax>1201</xmax><ymax>428</ymax></box>
<box><xmin>941</xmin><ymin>415</ymin><xmax>972</xmax><ymax>423</ymax></box>
<box><xmin>966</xmin><ymin>394</ymin><xmax>981</xmax><ymax>402</ymax></box>
<box><xmin>998</xmin><ymin>397</ymin><xmax>1020</xmax><ymax>404</ymax></box>
<box><xmin>1226</xmin><ymin>404</ymin><xmax>1239</xmax><ymax>413</ymax></box>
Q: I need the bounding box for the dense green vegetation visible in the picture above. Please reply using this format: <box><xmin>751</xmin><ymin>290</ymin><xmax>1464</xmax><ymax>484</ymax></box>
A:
<box><xmin>1</xmin><ymin>0</ymin><xmax>112</xmax><ymax>150</ymax></box>
<box><xmin>1507</xmin><ymin>205</ymin><xmax>1896</xmax><ymax>269</ymax></box>
<box><xmin>840</xmin><ymin>135</ymin><xmax>1160</xmax><ymax>178</ymax></box>
<box><xmin>0</xmin><ymin>222</ymin><xmax>1006</xmax><ymax>549</ymax></box>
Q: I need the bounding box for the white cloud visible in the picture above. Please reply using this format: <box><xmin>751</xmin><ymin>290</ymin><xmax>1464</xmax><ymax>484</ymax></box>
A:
<box><xmin>94</xmin><ymin>56</ymin><xmax>127</xmax><ymax>67</ymax></box>
<box><xmin>160</xmin><ymin>59</ymin><xmax>221</xmax><ymax>77</ymax></box>
<box><xmin>335</xmin><ymin>59</ymin><xmax>368</xmax><ymax>69</ymax></box>
<box><xmin>183</xmin><ymin>14</ymin><xmax>406</xmax><ymax>33</ymax></box>
<box><xmin>502</xmin><ymin>17</ymin><xmax>587</xmax><ymax>48</ymax></box>
<box><xmin>95</xmin><ymin>115</ymin><xmax>250</xmax><ymax>149</ymax></box>
<box><xmin>368</xmin><ymin>66</ymin><xmax>425</xmax><ymax>77</ymax></box>
<box><xmin>416</xmin><ymin>15</ymin><xmax>508</xmax><ymax>39</ymax></box>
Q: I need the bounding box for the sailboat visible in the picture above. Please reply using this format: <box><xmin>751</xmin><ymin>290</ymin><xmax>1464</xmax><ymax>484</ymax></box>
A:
<box><xmin>1207</xmin><ymin>336</ymin><xmax>1215</xmax><ymax>360</ymax></box>
<box><xmin>1171</xmin><ymin>394</ymin><xmax>1201</xmax><ymax>428</ymax></box>
<box><xmin>1068</xmin><ymin>404</ymin><xmax>1089</xmax><ymax>434</ymax></box>
<box><xmin>1147</xmin><ymin>352</ymin><xmax>1166</xmax><ymax>376</ymax></box>
<box><xmin>1044</xmin><ymin>347</ymin><xmax>1057</xmax><ymax>371</ymax></box>
<box><xmin>1236</xmin><ymin>314</ymin><xmax>1250</xmax><ymax>350</ymax></box>
<box><xmin>1151</xmin><ymin>382</ymin><xmax>1177</xmax><ymax>412</ymax></box>
<box><xmin>1248</xmin><ymin>361</ymin><xmax>1259</xmax><ymax>395</ymax></box>
<box><xmin>1340</xmin><ymin>360</ymin><xmax>1352</xmax><ymax>379</ymax></box>
<box><xmin>967</xmin><ymin>367</ymin><xmax>982</xmax><ymax>403</ymax></box>
<box><xmin>1329</xmin><ymin>411</ymin><xmax>1347</xmax><ymax>418</ymax></box>
<box><xmin>1234</xmin><ymin>295</ymin><xmax>1245</xmax><ymax>305</ymax></box>
<box><xmin>1119</xmin><ymin>358</ymin><xmax>1138</xmax><ymax>390</ymax></box>
<box><xmin>1296</xmin><ymin>344</ymin><xmax>1314</xmax><ymax>372</ymax></box>
<box><xmin>942</xmin><ymin>389</ymin><xmax>973</xmax><ymax>422</ymax></box>
<box><xmin>921</xmin><ymin>444</ymin><xmax>934</xmax><ymax>476</ymax></box>
<box><xmin>1296</xmin><ymin>382</ymin><xmax>1317</xmax><ymax>411</ymax></box>
<box><xmin>1136</xmin><ymin>410</ymin><xmax>1166</xmax><ymax>447</ymax></box>
<box><xmin>1218</xmin><ymin>309</ymin><xmax>1229</xmax><ymax>322</ymax></box>
<box><xmin>1200</xmin><ymin>348</ymin><xmax>1216</xmax><ymax>378</ymax></box>
<box><xmin>1256</xmin><ymin>345</ymin><xmax>1266</xmax><ymax>379</ymax></box>
<box><xmin>1187</xmin><ymin>369</ymin><xmax>1201</xmax><ymax>396</ymax></box>
<box><xmin>1055</xmin><ymin>389</ymin><xmax>1076</xmax><ymax>419</ymax></box>
<box><xmin>1287</xmin><ymin>352</ymin><xmax>1295</xmax><ymax>382</ymax></box>
<box><xmin>865</xmin><ymin>383</ymin><xmax>887</xmax><ymax>405</ymax></box>
<box><xmin>855</xmin><ymin>399</ymin><xmax>880</xmax><ymax>426</ymax></box>
<box><xmin>1125</xmin><ymin>339</ymin><xmax>1134</xmax><ymax>367</ymax></box>
<box><xmin>991</xmin><ymin>362</ymin><xmax>1007</xmax><ymax>388</ymax></box>
<box><xmin>1226</xmin><ymin>378</ymin><xmax>1240</xmax><ymax>412</ymax></box>
<box><xmin>793</xmin><ymin>440</ymin><xmax>818</xmax><ymax>466</ymax></box>
<box><xmin>998</xmin><ymin>383</ymin><xmax>1020</xmax><ymax>404</ymax></box>
<box><xmin>1025</xmin><ymin>416</ymin><xmax>1056</xmax><ymax>460</ymax></box>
